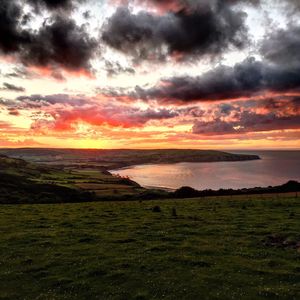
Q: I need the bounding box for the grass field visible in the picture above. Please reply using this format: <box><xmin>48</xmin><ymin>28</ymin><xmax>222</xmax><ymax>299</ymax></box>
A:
<box><xmin>0</xmin><ymin>195</ymin><xmax>299</xmax><ymax>300</ymax></box>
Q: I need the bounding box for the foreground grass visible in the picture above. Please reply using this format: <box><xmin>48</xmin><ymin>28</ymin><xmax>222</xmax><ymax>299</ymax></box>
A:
<box><xmin>0</xmin><ymin>196</ymin><xmax>299</xmax><ymax>300</ymax></box>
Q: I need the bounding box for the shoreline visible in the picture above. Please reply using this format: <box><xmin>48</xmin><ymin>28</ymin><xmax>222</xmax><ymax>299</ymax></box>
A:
<box><xmin>109</xmin><ymin>155</ymin><xmax>261</xmax><ymax>172</ymax></box>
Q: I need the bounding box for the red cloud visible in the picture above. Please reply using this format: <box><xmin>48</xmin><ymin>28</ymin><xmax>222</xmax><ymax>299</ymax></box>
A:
<box><xmin>30</xmin><ymin>105</ymin><xmax>178</xmax><ymax>132</ymax></box>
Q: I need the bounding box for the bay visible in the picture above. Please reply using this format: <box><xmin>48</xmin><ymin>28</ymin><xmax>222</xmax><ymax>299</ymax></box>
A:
<box><xmin>110</xmin><ymin>151</ymin><xmax>300</xmax><ymax>190</ymax></box>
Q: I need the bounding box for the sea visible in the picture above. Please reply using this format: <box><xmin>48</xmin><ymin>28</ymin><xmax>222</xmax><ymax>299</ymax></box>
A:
<box><xmin>110</xmin><ymin>150</ymin><xmax>300</xmax><ymax>190</ymax></box>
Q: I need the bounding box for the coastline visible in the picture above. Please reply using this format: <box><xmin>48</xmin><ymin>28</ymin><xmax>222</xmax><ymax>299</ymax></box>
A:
<box><xmin>109</xmin><ymin>155</ymin><xmax>261</xmax><ymax>172</ymax></box>
<box><xmin>109</xmin><ymin>151</ymin><xmax>300</xmax><ymax>191</ymax></box>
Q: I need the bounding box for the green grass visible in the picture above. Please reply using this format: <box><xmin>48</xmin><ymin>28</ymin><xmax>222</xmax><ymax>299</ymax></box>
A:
<box><xmin>0</xmin><ymin>195</ymin><xmax>299</xmax><ymax>300</ymax></box>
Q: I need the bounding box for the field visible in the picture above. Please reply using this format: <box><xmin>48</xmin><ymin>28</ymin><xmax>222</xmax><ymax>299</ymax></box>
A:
<box><xmin>0</xmin><ymin>195</ymin><xmax>299</xmax><ymax>300</ymax></box>
<box><xmin>0</xmin><ymin>155</ymin><xmax>145</xmax><ymax>204</ymax></box>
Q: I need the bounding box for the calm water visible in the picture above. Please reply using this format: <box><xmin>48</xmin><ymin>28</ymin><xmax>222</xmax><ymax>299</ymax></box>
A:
<box><xmin>111</xmin><ymin>151</ymin><xmax>300</xmax><ymax>190</ymax></box>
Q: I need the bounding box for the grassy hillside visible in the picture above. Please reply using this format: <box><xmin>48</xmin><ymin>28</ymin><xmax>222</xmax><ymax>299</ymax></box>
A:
<box><xmin>0</xmin><ymin>148</ymin><xmax>260</xmax><ymax>169</ymax></box>
<box><xmin>0</xmin><ymin>155</ymin><xmax>144</xmax><ymax>204</ymax></box>
<box><xmin>0</xmin><ymin>195</ymin><xmax>299</xmax><ymax>299</ymax></box>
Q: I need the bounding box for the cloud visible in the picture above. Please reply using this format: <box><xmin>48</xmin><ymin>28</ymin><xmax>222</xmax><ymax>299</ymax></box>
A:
<box><xmin>102</xmin><ymin>2</ymin><xmax>247</xmax><ymax>61</ymax></box>
<box><xmin>21</xmin><ymin>16</ymin><xmax>97</xmax><ymax>72</ymax></box>
<box><xmin>101</xmin><ymin>20</ymin><xmax>300</xmax><ymax>104</ymax></box>
<box><xmin>16</xmin><ymin>94</ymin><xmax>92</xmax><ymax>106</ymax></box>
<box><xmin>3</xmin><ymin>66</ymin><xmax>32</xmax><ymax>79</ymax></box>
<box><xmin>277</xmin><ymin>0</ymin><xmax>300</xmax><ymax>14</ymax></box>
<box><xmin>128</xmin><ymin>56</ymin><xmax>300</xmax><ymax>103</ymax></box>
<box><xmin>4</xmin><ymin>93</ymin><xmax>179</xmax><ymax>131</ymax></box>
<box><xmin>31</xmin><ymin>105</ymin><xmax>179</xmax><ymax>132</ymax></box>
<box><xmin>105</xmin><ymin>61</ymin><xmax>135</xmax><ymax>77</ymax></box>
<box><xmin>0</xmin><ymin>2</ymin><xmax>97</xmax><ymax>73</ymax></box>
<box><xmin>1</xmin><ymin>82</ymin><xmax>25</xmax><ymax>92</ymax></box>
<box><xmin>7</xmin><ymin>108</ymin><xmax>20</xmax><ymax>116</ymax></box>
<box><xmin>193</xmin><ymin>111</ymin><xmax>300</xmax><ymax>135</ymax></box>
<box><xmin>192</xmin><ymin>97</ymin><xmax>300</xmax><ymax>135</ymax></box>
<box><xmin>26</xmin><ymin>0</ymin><xmax>85</xmax><ymax>12</ymax></box>
<box><xmin>0</xmin><ymin>137</ymin><xmax>43</xmax><ymax>147</ymax></box>
<box><xmin>115</xmin><ymin>0</ymin><xmax>261</xmax><ymax>13</ymax></box>
<box><xmin>0</xmin><ymin>93</ymin><xmax>94</xmax><ymax>112</ymax></box>
<box><xmin>0</xmin><ymin>1</ymin><xmax>30</xmax><ymax>54</ymax></box>
<box><xmin>261</xmin><ymin>24</ymin><xmax>300</xmax><ymax>67</ymax></box>
<box><xmin>83</xmin><ymin>10</ymin><xmax>91</xmax><ymax>19</ymax></box>
<box><xmin>0</xmin><ymin>121</ymin><xmax>13</xmax><ymax>129</ymax></box>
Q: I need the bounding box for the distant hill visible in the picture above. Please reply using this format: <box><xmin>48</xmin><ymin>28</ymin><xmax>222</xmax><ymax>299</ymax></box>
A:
<box><xmin>0</xmin><ymin>148</ymin><xmax>260</xmax><ymax>169</ymax></box>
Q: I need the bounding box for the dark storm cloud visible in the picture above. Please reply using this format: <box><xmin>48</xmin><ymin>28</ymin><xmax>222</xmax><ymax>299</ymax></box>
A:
<box><xmin>131</xmin><ymin>57</ymin><xmax>264</xmax><ymax>102</ymax></box>
<box><xmin>101</xmin><ymin>18</ymin><xmax>300</xmax><ymax>103</ymax></box>
<box><xmin>102</xmin><ymin>1</ymin><xmax>248</xmax><ymax>61</ymax></box>
<box><xmin>261</xmin><ymin>25</ymin><xmax>300</xmax><ymax>67</ymax></box>
<box><xmin>0</xmin><ymin>0</ymin><xmax>74</xmax><ymax>56</ymax></box>
<box><xmin>129</xmin><ymin>56</ymin><xmax>300</xmax><ymax>103</ymax></box>
<box><xmin>0</xmin><ymin>1</ymin><xmax>30</xmax><ymax>54</ymax></box>
<box><xmin>21</xmin><ymin>16</ymin><xmax>97</xmax><ymax>71</ymax></box>
<box><xmin>26</xmin><ymin>0</ymin><xmax>85</xmax><ymax>12</ymax></box>
<box><xmin>1</xmin><ymin>82</ymin><xmax>25</xmax><ymax>92</ymax></box>
<box><xmin>0</xmin><ymin>1</ymin><xmax>97</xmax><ymax>72</ymax></box>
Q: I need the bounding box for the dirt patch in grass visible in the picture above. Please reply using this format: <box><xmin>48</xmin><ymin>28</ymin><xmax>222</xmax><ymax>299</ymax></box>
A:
<box><xmin>262</xmin><ymin>234</ymin><xmax>300</xmax><ymax>251</ymax></box>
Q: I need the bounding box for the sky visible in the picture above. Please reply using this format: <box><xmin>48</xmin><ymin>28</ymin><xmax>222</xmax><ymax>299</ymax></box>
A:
<box><xmin>0</xmin><ymin>0</ymin><xmax>299</xmax><ymax>149</ymax></box>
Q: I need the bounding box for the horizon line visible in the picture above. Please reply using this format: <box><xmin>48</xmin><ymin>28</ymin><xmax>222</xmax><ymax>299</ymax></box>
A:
<box><xmin>0</xmin><ymin>147</ymin><xmax>299</xmax><ymax>151</ymax></box>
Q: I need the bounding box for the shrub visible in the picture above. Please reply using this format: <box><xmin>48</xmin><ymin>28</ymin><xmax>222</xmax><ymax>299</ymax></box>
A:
<box><xmin>152</xmin><ymin>206</ymin><xmax>161</xmax><ymax>213</ymax></box>
<box><xmin>173</xmin><ymin>186</ymin><xmax>200</xmax><ymax>198</ymax></box>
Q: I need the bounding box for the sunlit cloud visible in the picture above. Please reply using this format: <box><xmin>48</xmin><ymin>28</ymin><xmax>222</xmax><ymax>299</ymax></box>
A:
<box><xmin>0</xmin><ymin>0</ymin><xmax>299</xmax><ymax>149</ymax></box>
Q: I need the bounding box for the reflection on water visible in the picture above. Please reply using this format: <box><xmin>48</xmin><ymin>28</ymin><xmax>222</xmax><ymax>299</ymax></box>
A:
<box><xmin>110</xmin><ymin>151</ymin><xmax>300</xmax><ymax>190</ymax></box>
